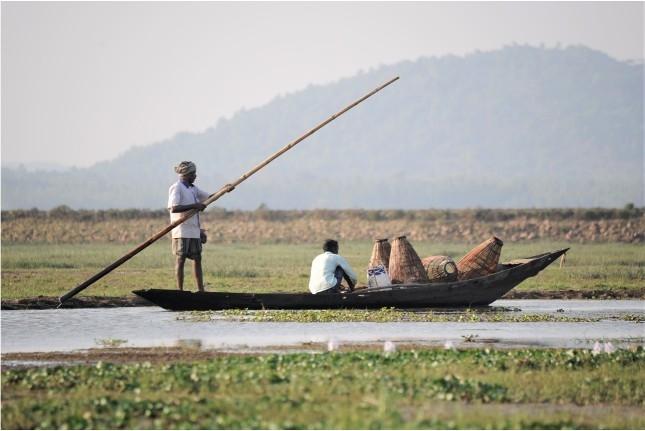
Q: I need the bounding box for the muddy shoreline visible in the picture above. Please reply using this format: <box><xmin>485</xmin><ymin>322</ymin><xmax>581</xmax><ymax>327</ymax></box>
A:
<box><xmin>2</xmin><ymin>289</ymin><xmax>643</xmax><ymax>310</ymax></box>
<box><xmin>1</xmin><ymin>295</ymin><xmax>153</xmax><ymax>310</ymax></box>
<box><xmin>502</xmin><ymin>289</ymin><xmax>644</xmax><ymax>300</ymax></box>
<box><xmin>1</xmin><ymin>347</ymin><xmax>245</xmax><ymax>366</ymax></box>
<box><xmin>4</xmin><ymin>338</ymin><xmax>644</xmax><ymax>367</ymax></box>
<box><xmin>0</xmin><ymin>341</ymin><xmax>592</xmax><ymax>366</ymax></box>
<box><xmin>1</xmin><ymin>345</ymin><xmax>361</xmax><ymax>366</ymax></box>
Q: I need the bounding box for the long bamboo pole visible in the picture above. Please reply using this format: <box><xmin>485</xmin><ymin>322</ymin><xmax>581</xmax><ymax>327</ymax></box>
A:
<box><xmin>59</xmin><ymin>76</ymin><xmax>400</xmax><ymax>305</ymax></box>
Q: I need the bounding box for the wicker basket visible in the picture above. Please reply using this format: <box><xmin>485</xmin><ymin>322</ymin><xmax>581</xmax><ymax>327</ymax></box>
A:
<box><xmin>456</xmin><ymin>236</ymin><xmax>504</xmax><ymax>280</ymax></box>
<box><xmin>369</xmin><ymin>238</ymin><xmax>391</xmax><ymax>270</ymax></box>
<box><xmin>421</xmin><ymin>255</ymin><xmax>458</xmax><ymax>282</ymax></box>
<box><xmin>388</xmin><ymin>236</ymin><xmax>429</xmax><ymax>284</ymax></box>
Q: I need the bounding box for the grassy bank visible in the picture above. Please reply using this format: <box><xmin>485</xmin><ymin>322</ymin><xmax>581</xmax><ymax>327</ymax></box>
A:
<box><xmin>1</xmin><ymin>241</ymin><xmax>643</xmax><ymax>299</ymax></box>
<box><xmin>2</xmin><ymin>348</ymin><xmax>643</xmax><ymax>429</ymax></box>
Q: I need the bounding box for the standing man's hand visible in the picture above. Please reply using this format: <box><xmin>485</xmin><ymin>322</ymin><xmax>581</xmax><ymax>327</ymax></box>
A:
<box><xmin>195</xmin><ymin>203</ymin><xmax>207</xmax><ymax>211</ymax></box>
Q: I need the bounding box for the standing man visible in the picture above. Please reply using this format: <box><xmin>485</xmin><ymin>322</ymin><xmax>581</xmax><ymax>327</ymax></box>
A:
<box><xmin>308</xmin><ymin>239</ymin><xmax>358</xmax><ymax>294</ymax></box>
<box><xmin>168</xmin><ymin>161</ymin><xmax>211</xmax><ymax>291</ymax></box>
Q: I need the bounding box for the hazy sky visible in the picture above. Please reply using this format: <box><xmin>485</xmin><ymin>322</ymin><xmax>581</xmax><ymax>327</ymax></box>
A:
<box><xmin>2</xmin><ymin>1</ymin><xmax>643</xmax><ymax>168</ymax></box>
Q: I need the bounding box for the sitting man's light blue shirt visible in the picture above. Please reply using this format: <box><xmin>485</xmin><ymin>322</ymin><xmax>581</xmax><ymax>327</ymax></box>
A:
<box><xmin>308</xmin><ymin>252</ymin><xmax>358</xmax><ymax>294</ymax></box>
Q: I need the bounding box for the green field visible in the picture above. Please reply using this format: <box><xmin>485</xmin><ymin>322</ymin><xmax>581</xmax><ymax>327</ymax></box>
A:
<box><xmin>1</xmin><ymin>241</ymin><xmax>643</xmax><ymax>299</ymax></box>
<box><xmin>2</xmin><ymin>241</ymin><xmax>644</xmax><ymax>429</ymax></box>
<box><xmin>2</xmin><ymin>348</ymin><xmax>643</xmax><ymax>429</ymax></box>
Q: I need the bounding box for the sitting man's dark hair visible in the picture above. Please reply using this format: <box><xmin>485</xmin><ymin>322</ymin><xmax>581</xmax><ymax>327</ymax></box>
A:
<box><xmin>322</xmin><ymin>239</ymin><xmax>339</xmax><ymax>254</ymax></box>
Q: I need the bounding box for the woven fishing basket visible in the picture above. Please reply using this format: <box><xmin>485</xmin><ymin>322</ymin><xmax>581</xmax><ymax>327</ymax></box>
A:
<box><xmin>421</xmin><ymin>255</ymin><xmax>458</xmax><ymax>282</ymax></box>
<box><xmin>456</xmin><ymin>236</ymin><xmax>504</xmax><ymax>280</ymax></box>
<box><xmin>388</xmin><ymin>236</ymin><xmax>429</xmax><ymax>284</ymax></box>
<box><xmin>368</xmin><ymin>238</ymin><xmax>391</xmax><ymax>270</ymax></box>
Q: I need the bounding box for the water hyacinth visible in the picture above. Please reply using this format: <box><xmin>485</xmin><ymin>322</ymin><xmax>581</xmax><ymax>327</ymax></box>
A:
<box><xmin>2</xmin><ymin>348</ymin><xmax>643</xmax><ymax>429</ymax></box>
<box><xmin>213</xmin><ymin>307</ymin><xmax>615</xmax><ymax>323</ymax></box>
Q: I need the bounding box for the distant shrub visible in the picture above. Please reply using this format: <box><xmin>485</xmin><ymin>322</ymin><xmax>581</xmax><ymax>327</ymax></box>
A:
<box><xmin>1</xmin><ymin>206</ymin><xmax>642</xmax><ymax>224</ymax></box>
<box><xmin>48</xmin><ymin>205</ymin><xmax>75</xmax><ymax>218</ymax></box>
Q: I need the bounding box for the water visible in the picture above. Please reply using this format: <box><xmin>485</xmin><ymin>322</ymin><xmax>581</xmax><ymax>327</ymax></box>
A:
<box><xmin>1</xmin><ymin>300</ymin><xmax>643</xmax><ymax>354</ymax></box>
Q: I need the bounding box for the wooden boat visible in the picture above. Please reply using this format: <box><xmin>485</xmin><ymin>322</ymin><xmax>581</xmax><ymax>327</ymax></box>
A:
<box><xmin>133</xmin><ymin>248</ymin><xmax>568</xmax><ymax>311</ymax></box>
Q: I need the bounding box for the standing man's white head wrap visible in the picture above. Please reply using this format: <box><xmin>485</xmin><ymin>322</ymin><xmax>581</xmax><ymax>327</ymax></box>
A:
<box><xmin>175</xmin><ymin>161</ymin><xmax>196</xmax><ymax>176</ymax></box>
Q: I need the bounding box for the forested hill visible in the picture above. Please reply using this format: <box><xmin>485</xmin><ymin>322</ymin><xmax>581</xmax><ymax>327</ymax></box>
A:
<box><xmin>2</xmin><ymin>45</ymin><xmax>643</xmax><ymax>210</ymax></box>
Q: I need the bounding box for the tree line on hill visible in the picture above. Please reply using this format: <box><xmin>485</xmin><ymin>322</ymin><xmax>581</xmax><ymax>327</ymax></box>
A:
<box><xmin>2</xmin><ymin>45</ymin><xmax>642</xmax><ymax>210</ymax></box>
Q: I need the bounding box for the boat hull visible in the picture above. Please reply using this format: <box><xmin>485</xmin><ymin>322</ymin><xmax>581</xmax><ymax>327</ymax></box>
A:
<box><xmin>133</xmin><ymin>248</ymin><xmax>568</xmax><ymax>311</ymax></box>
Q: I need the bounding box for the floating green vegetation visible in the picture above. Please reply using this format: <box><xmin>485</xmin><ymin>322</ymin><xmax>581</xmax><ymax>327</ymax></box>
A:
<box><xmin>176</xmin><ymin>307</ymin><xmax>643</xmax><ymax>323</ymax></box>
<box><xmin>2</xmin><ymin>348</ymin><xmax>643</xmax><ymax>429</ymax></box>
<box><xmin>176</xmin><ymin>311</ymin><xmax>218</xmax><ymax>322</ymax></box>
<box><xmin>94</xmin><ymin>338</ymin><xmax>128</xmax><ymax>348</ymax></box>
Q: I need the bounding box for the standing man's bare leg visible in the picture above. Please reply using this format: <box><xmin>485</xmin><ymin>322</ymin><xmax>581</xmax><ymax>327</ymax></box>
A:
<box><xmin>193</xmin><ymin>257</ymin><xmax>205</xmax><ymax>292</ymax></box>
<box><xmin>175</xmin><ymin>256</ymin><xmax>186</xmax><ymax>290</ymax></box>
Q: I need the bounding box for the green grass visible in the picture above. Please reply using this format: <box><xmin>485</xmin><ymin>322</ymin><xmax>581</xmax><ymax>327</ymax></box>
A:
<box><xmin>1</xmin><ymin>241</ymin><xmax>643</xmax><ymax>299</ymax></box>
<box><xmin>2</xmin><ymin>348</ymin><xmax>643</xmax><ymax>429</ymax></box>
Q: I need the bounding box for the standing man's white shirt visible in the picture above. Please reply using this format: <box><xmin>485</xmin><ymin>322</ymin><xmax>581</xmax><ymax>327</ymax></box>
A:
<box><xmin>168</xmin><ymin>181</ymin><xmax>210</xmax><ymax>238</ymax></box>
<box><xmin>308</xmin><ymin>252</ymin><xmax>358</xmax><ymax>294</ymax></box>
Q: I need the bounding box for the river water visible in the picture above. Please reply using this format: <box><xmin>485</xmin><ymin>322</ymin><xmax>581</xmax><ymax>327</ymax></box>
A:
<box><xmin>1</xmin><ymin>300</ymin><xmax>643</xmax><ymax>354</ymax></box>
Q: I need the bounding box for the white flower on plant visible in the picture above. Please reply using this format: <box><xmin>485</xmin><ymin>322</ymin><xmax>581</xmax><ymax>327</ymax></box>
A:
<box><xmin>592</xmin><ymin>341</ymin><xmax>602</xmax><ymax>355</ymax></box>
<box><xmin>604</xmin><ymin>341</ymin><xmax>616</xmax><ymax>354</ymax></box>
<box><xmin>327</xmin><ymin>338</ymin><xmax>339</xmax><ymax>352</ymax></box>
<box><xmin>383</xmin><ymin>340</ymin><xmax>396</xmax><ymax>354</ymax></box>
<box><xmin>444</xmin><ymin>340</ymin><xmax>456</xmax><ymax>350</ymax></box>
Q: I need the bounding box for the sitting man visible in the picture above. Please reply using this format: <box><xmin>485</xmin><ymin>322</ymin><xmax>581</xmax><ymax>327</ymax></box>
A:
<box><xmin>308</xmin><ymin>239</ymin><xmax>358</xmax><ymax>294</ymax></box>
